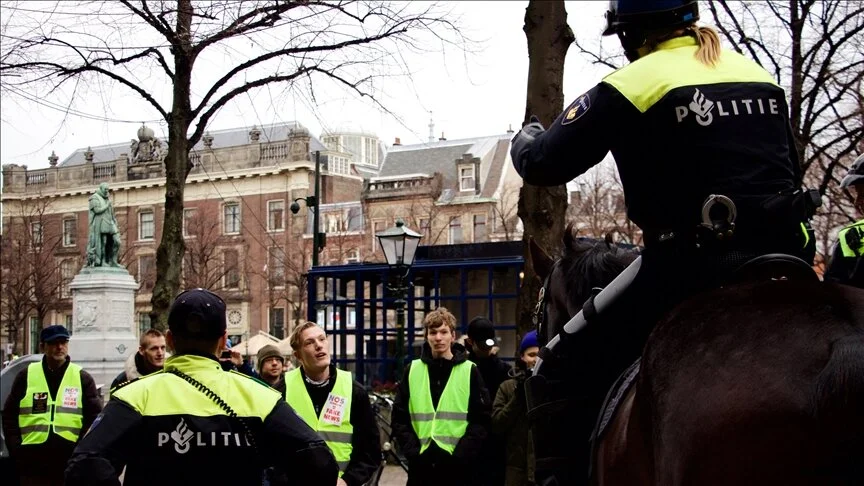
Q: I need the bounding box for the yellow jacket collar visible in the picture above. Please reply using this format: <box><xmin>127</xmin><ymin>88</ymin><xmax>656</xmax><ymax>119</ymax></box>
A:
<box><xmin>656</xmin><ymin>35</ymin><xmax>698</xmax><ymax>51</ymax></box>
<box><xmin>164</xmin><ymin>353</ymin><xmax>221</xmax><ymax>372</ymax></box>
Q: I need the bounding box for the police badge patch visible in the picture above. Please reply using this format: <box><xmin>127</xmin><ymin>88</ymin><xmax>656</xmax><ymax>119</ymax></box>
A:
<box><xmin>562</xmin><ymin>93</ymin><xmax>590</xmax><ymax>125</ymax></box>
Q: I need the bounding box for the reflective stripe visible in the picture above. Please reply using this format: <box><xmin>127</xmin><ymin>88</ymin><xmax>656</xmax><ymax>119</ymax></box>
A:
<box><xmin>319</xmin><ymin>431</ymin><xmax>352</xmax><ymax>443</ymax></box>
<box><xmin>53</xmin><ymin>425</ymin><xmax>82</xmax><ymax>434</ymax></box>
<box><xmin>433</xmin><ymin>435</ymin><xmax>462</xmax><ymax>446</ymax></box>
<box><xmin>411</xmin><ymin>412</ymin><xmax>435</xmax><ymax>421</ymax></box>
<box><xmin>434</xmin><ymin>411</ymin><xmax>467</xmax><ymax>421</ymax></box>
<box><xmin>20</xmin><ymin>425</ymin><xmax>50</xmax><ymax>435</ymax></box>
<box><xmin>56</xmin><ymin>406</ymin><xmax>84</xmax><ymax>416</ymax></box>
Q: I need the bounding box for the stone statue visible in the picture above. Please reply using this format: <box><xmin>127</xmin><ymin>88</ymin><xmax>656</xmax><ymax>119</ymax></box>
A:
<box><xmin>86</xmin><ymin>182</ymin><xmax>123</xmax><ymax>268</ymax></box>
<box><xmin>129</xmin><ymin>124</ymin><xmax>165</xmax><ymax>164</ymax></box>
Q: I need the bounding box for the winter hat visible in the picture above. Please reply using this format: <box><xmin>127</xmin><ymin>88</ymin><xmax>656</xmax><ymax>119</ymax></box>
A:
<box><xmin>256</xmin><ymin>344</ymin><xmax>284</xmax><ymax>373</ymax></box>
<box><xmin>520</xmin><ymin>330</ymin><xmax>539</xmax><ymax>354</ymax></box>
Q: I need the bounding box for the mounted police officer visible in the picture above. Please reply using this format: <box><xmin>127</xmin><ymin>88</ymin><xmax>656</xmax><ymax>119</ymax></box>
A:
<box><xmin>510</xmin><ymin>1</ymin><xmax>819</xmax><ymax>484</ymax></box>
<box><xmin>824</xmin><ymin>154</ymin><xmax>864</xmax><ymax>287</ymax></box>
<box><xmin>65</xmin><ymin>289</ymin><xmax>338</xmax><ymax>485</ymax></box>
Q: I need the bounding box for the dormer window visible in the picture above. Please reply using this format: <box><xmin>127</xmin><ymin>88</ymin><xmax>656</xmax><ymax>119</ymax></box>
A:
<box><xmin>459</xmin><ymin>165</ymin><xmax>475</xmax><ymax>192</ymax></box>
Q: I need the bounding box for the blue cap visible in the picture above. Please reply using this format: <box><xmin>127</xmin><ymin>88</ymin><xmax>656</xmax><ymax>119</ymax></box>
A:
<box><xmin>41</xmin><ymin>325</ymin><xmax>71</xmax><ymax>343</ymax></box>
<box><xmin>520</xmin><ymin>330</ymin><xmax>539</xmax><ymax>353</ymax></box>
<box><xmin>167</xmin><ymin>288</ymin><xmax>227</xmax><ymax>339</ymax></box>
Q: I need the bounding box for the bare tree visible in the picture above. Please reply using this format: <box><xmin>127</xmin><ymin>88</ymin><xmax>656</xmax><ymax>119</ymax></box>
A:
<box><xmin>181</xmin><ymin>206</ymin><xmax>236</xmax><ymax>290</ymax></box>
<box><xmin>568</xmin><ymin>161</ymin><xmax>641</xmax><ymax>245</ymax></box>
<box><xmin>1</xmin><ymin>1</ymin><xmax>466</xmax><ymax>328</ymax></box>
<box><xmin>491</xmin><ymin>180</ymin><xmax>522</xmax><ymax>241</ymax></box>
<box><xmin>0</xmin><ymin>198</ymin><xmax>64</xmax><ymax>353</ymax></box>
<box><xmin>516</xmin><ymin>0</ymin><xmax>573</xmax><ymax>335</ymax></box>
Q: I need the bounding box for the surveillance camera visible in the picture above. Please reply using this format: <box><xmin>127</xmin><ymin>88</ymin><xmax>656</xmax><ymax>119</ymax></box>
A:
<box><xmin>290</xmin><ymin>201</ymin><xmax>301</xmax><ymax>214</ymax></box>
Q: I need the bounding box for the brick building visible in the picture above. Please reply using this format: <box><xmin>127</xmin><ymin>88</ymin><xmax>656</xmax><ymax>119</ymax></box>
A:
<box><xmin>0</xmin><ymin>123</ymin><xmax>521</xmax><ymax>358</ymax></box>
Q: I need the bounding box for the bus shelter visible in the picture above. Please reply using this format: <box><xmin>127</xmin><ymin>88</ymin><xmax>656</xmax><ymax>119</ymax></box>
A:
<box><xmin>307</xmin><ymin>241</ymin><xmax>524</xmax><ymax>388</ymax></box>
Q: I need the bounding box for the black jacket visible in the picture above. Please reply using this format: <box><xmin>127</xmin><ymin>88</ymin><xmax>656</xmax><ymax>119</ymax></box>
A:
<box><xmin>64</xmin><ymin>353</ymin><xmax>337</xmax><ymax>486</ymax></box>
<box><xmin>295</xmin><ymin>365</ymin><xmax>381</xmax><ymax>486</ymax></box>
<box><xmin>512</xmin><ymin>36</ymin><xmax>806</xmax><ymax>247</ymax></box>
<box><xmin>392</xmin><ymin>342</ymin><xmax>491</xmax><ymax>486</ymax></box>
<box><xmin>465</xmin><ymin>350</ymin><xmax>510</xmax><ymax>486</ymax></box>
<box><xmin>1</xmin><ymin>356</ymin><xmax>102</xmax><ymax>481</ymax></box>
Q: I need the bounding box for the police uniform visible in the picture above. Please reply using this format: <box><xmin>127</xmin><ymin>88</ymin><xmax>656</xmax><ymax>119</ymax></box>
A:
<box><xmin>824</xmin><ymin>220</ymin><xmax>864</xmax><ymax>288</ymax></box>
<box><xmin>65</xmin><ymin>289</ymin><xmax>338</xmax><ymax>486</ymax></box>
<box><xmin>510</xmin><ymin>1</ymin><xmax>817</xmax><ymax>484</ymax></box>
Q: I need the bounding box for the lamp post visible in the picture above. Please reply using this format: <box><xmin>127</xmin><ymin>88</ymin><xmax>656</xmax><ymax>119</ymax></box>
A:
<box><xmin>376</xmin><ymin>219</ymin><xmax>421</xmax><ymax>380</ymax></box>
<box><xmin>290</xmin><ymin>150</ymin><xmax>325</xmax><ymax>267</ymax></box>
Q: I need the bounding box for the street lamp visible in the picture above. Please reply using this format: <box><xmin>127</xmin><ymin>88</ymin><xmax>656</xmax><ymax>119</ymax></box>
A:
<box><xmin>290</xmin><ymin>150</ymin><xmax>325</xmax><ymax>267</ymax></box>
<box><xmin>376</xmin><ymin>219</ymin><xmax>421</xmax><ymax>380</ymax></box>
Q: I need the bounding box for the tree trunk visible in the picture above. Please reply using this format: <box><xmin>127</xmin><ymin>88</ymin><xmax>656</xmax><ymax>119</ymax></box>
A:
<box><xmin>516</xmin><ymin>0</ymin><xmax>573</xmax><ymax>338</ymax></box>
<box><xmin>150</xmin><ymin>0</ymin><xmax>194</xmax><ymax>330</ymax></box>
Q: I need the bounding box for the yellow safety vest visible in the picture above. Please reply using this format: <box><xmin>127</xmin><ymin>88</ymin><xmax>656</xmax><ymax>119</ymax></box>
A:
<box><xmin>408</xmin><ymin>359</ymin><xmax>473</xmax><ymax>455</ymax></box>
<box><xmin>838</xmin><ymin>220</ymin><xmax>864</xmax><ymax>257</ymax></box>
<box><xmin>285</xmin><ymin>368</ymin><xmax>354</xmax><ymax>474</ymax></box>
<box><xmin>18</xmin><ymin>361</ymin><xmax>84</xmax><ymax>444</ymax></box>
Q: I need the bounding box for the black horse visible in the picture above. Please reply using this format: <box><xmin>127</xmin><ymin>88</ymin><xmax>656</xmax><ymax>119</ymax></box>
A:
<box><xmin>529</xmin><ymin>229</ymin><xmax>864</xmax><ymax>485</ymax></box>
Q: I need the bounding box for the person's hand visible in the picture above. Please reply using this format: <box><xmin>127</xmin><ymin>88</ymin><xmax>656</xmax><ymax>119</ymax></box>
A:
<box><xmin>230</xmin><ymin>350</ymin><xmax>242</xmax><ymax>367</ymax></box>
<box><xmin>336</xmin><ymin>478</ymin><xmax>348</xmax><ymax>486</ymax></box>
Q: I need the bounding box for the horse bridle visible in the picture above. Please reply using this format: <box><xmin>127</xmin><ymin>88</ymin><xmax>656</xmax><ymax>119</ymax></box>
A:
<box><xmin>532</xmin><ymin>258</ymin><xmax>562</xmax><ymax>346</ymax></box>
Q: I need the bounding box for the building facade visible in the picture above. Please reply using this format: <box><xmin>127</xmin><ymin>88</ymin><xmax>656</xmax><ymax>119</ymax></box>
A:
<box><xmin>1</xmin><ymin>124</ymin><xmax>521</xmax><ymax>359</ymax></box>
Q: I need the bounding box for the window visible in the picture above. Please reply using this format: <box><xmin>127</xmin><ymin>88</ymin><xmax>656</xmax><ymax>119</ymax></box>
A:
<box><xmin>419</xmin><ymin>218</ymin><xmax>430</xmax><ymax>235</ymax></box>
<box><xmin>31</xmin><ymin>222</ymin><xmax>43</xmax><ymax>247</ymax></box>
<box><xmin>473</xmin><ymin>214</ymin><xmax>488</xmax><ymax>243</ymax></box>
<box><xmin>268</xmin><ymin>246</ymin><xmax>285</xmax><ymax>287</ymax></box>
<box><xmin>224</xmin><ymin>203</ymin><xmax>241</xmax><ymax>234</ymax></box>
<box><xmin>138</xmin><ymin>255</ymin><xmax>156</xmax><ymax>291</ymax></box>
<box><xmin>459</xmin><ymin>166</ymin><xmax>475</xmax><ymax>192</ymax></box>
<box><xmin>223</xmin><ymin>249</ymin><xmax>240</xmax><ymax>289</ymax></box>
<box><xmin>60</xmin><ymin>259</ymin><xmax>75</xmax><ymax>298</ymax></box>
<box><xmin>139</xmin><ymin>211</ymin><xmax>155</xmax><ymax>240</ymax></box>
<box><xmin>345</xmin><ymin>249</ymin><xmax>360</xmax><ymax>263</ymax></box>
<box><xmin>183</xmin><ymin>208</ymin><xmax>197</xmax><ymax>237</ymax></box>
<box><xmin>65</xmin><ymin>315</ymin><xmax>73</xmax><ymax>335</ymax></box>
<box><xmin>449</xmin><ymin>216</ymin><xmax>463</xmax><ymax>244</ymax></box>
<box><xmin>269</xmin><ymin>308</ymin><xmax>285</xmax><ymax>339</ymax></box>
<box><xmin>63</xmin><ymin>218</ymin><xmax>77</xmax><ymax>247</ymax></box>
<box><xmin>327</xmin><ymin>214</ymin><xmax>343</xmax><ymax>233</ymax></box>
<box><xmin>138</xmin><ymin>312</ymin><xmax>152</xmax><ymax>336</ymax></box>
<box><xmin>372</xmin><ymin>221</ymin><xmax>386</xmax><ymax>253</ymax></box>
<box><xmin>328</xmin><ymin>156</ymin><xmax>348</xmax><ymax>175</ymax></box>
<box><xmin>364</xmin><ymin>137</ymin><xmax>379</xmax><ymax>167</ymax></box>
<box><xmin>267</xmin><ymin>200</ymin><xmax>284</xmax><ymax>231</ymax></box>
<box><xmin>30</xmin><ymin>317</ymin><xmax>40</xmax><ymax>354</ymax></box>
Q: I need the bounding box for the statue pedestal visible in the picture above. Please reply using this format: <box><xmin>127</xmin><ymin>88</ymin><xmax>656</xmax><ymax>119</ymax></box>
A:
<box><xmin>69</xmin><ymin>267</ymin><xmax>139</xmax><ymax>395</ymax></box>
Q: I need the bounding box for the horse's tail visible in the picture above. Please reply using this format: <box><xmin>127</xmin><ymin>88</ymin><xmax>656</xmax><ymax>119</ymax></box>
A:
<box><xmin>811</xmin><ymin>332</ymin><xmax>864</xmax><ymax>477</ymax></box>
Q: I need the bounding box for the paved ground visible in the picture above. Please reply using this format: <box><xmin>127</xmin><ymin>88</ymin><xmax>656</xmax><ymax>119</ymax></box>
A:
<box><xmin>377</xmin><ymin>464</ymin><xmax>409</xmax><ymax>485</ymax></box>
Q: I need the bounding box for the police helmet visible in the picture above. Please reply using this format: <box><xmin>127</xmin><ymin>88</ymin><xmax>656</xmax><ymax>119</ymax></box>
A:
<box><xmin>840</xmin><ymin>153</ymin><xmax>864</xmax><ymax>189</ymax></box>
<box><xmin>603</xmin><ymin>0</ymin><xmax>700</xmax><ymax>36</ymax></box>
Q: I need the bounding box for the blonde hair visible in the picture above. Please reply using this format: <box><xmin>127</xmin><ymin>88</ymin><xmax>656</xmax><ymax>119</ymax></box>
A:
<box><xmin>289</xmin><ymin>321</ymin><xmax>320</xmax><ymax>351</ymax></box>
<box><xmin>423</xmin><ymin>308</ymin><xmax>457</xmax><ymax>336</ymax></box>
<box><xmin>687</xmin><ymin>25</ymin><xmax>722</xmax><ymax>67</ymax></box>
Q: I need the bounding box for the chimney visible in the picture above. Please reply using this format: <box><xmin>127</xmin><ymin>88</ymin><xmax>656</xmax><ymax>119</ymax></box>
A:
<box><xmin>506</xmin><ymin>124</ymin><xmax>514</xmax><ymax>135</ymax></box>
<box><xmin>438</xmin><ymin>132</ymin><xmax>446</xmax><ymax>141</ymax></box>
<box><xmin>393</xmin><ymin>137</ymin><xmax>401</xmax><ymax>146</ymax></box>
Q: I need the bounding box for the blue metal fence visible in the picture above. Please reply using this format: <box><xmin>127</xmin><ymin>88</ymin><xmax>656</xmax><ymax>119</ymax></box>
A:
<box><xmin>307</xmin><ymin>242</ymin><xmax>524</xmax><ymax>387</ymax></box>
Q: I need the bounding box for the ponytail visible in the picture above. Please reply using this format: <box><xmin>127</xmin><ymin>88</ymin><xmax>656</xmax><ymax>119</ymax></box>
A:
<box><xmin>688</xmin><ymin>25</ymin><xmax>722</xmax><ymax>67</ymax></box>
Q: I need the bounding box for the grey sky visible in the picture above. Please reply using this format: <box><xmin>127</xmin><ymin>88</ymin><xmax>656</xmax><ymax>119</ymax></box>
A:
<box><xmin>0</xmin><ymin>1</ymin><xmax>618</xmax><ymax>170</ymax></box>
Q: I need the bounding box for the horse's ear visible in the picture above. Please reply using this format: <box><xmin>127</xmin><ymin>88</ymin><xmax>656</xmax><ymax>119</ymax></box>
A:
<box><xmin>604</xmin><ymin>233</ymin><xmax>614</xmax><ymax>247</ymax></box>
<box><xmin>528</xmin><ymin>237</ymin><xmax>554</xmax><ymax>281</ymax></box>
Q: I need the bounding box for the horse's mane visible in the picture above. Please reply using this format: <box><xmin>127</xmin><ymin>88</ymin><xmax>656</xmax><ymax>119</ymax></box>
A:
<box><xmin>560</xmin><ymin>225</ymin><xmax>639</xmax><ymax>308</ymax></box>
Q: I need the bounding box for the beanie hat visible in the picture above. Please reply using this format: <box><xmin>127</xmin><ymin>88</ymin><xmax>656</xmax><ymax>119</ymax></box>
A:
<box><xmin>256</xmin><ymin>344</ymin><xmax>284</xmax><ymax>373</ymax></box>
<box><xmin>520</xmin><ymin>330</ymin><xmax>539</xmax><ymax>354</ymax></box>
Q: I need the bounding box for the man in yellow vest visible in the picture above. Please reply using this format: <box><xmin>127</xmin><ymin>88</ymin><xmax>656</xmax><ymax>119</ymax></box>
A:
<box><xmin>392</xmin><ymin>307</ymin><xmax>491</xmax><ymax>486</ymax></box>
<box><xmin>1</xmin><ymin>325</ymin><xmax>102</xmax><ymax>486</ymax></box>
<box><xmin>825</xmin><ymin>153</ymin><xmax>863</xmax><ymax>287</ymax></box>
<box><xmin>65</xmin><ymin>288</ymin><xmax>339</xmax><ymax>485</ymax></box>
<box><xmin>286</xmin><ymin>321</ymin><xmax>381</xmax><ymax>486</ymax></box>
